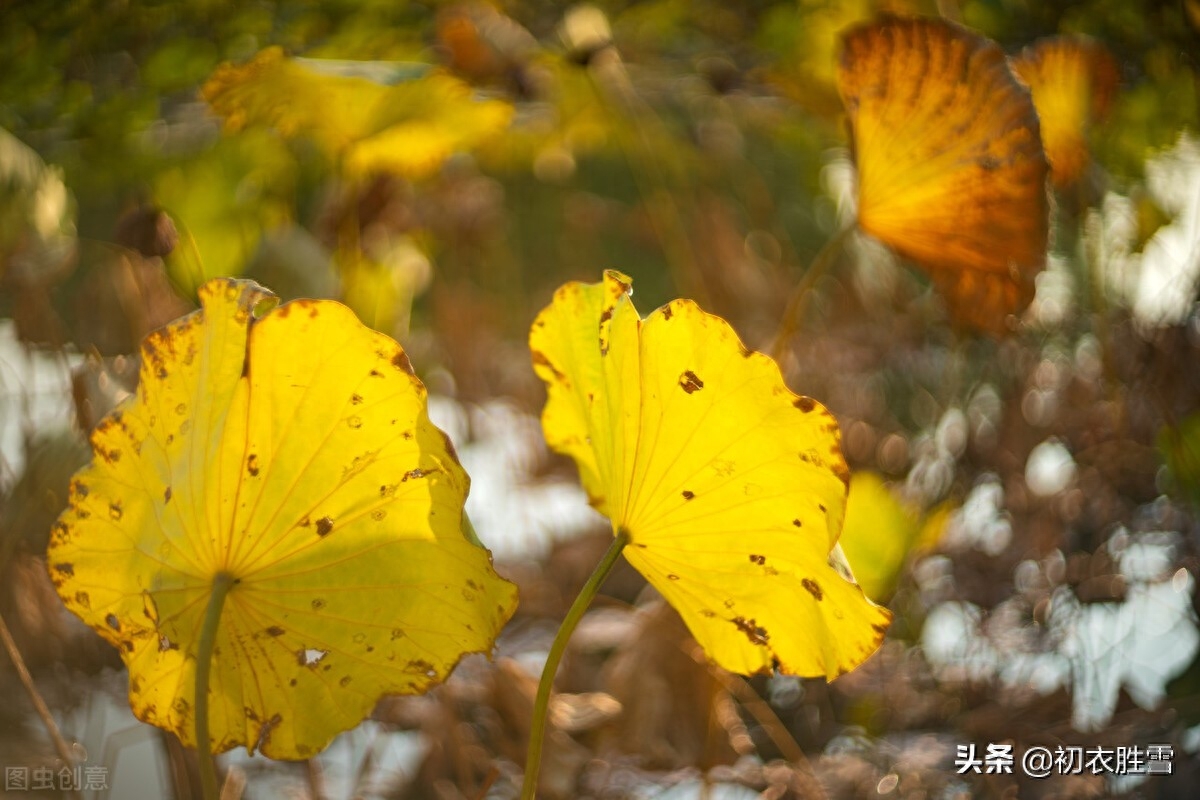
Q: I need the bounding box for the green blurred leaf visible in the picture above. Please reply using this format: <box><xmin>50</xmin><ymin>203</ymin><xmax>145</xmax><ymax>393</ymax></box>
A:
<box><xmin>1158</xmin><ymin>413</ymin><xmax>1200</xmax><ymax>507</ymax></box>
<box><xmin>156</xmin><ymin>129</ymin><xmax>294</xmax><ymax>295</ymax></box>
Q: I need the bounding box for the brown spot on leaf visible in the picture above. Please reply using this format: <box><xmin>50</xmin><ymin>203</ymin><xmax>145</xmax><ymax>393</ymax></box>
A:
<box><xmin>795</xmin><ymin>396</ymin><xmax>815</xmax><ymax>412</ymax></box>
<box><xmin>251</xmin><ymin>714</ymin><xmax>283</xmax><ymax>757</ymax></box>
<box><xmin>75</xmin><ymin>591</ymin><xmax>90</xmax><ymax>609</ymax></box>
<box><xmin>732</xmin><ymin>616</ymin><xmax>769</xmax><ymax>646</ymax></box>
<box><xmin>347</xmin><ymin>416</ymin><xmax>362</xmax><ymax>429</ymax></box>
<box><xmin>440</xmin><ymin>429</ymin><xmax>460</xmax><ymax>462</ymax></box>
<box><xmin>818</xmin><ymin>503</ymin><xmax>826</xmax><ymax>513</ymax></box>
<box><xmin>700</xmin><ymin>609</ymin><xmax>716</xmax><ymax>618</ymax></box>
<box><xmin>339</xmin><ymin>676</ymin><xmax>352</xmax><ymax>687</ymax></box>
<box><xmin>749</xmin><ymin>554</ymin><xmax>765</xmax><ymax>566</ymax></box>
<box><xmin>289</xmin><ymin>678</ymin><xmax>298</xmax><ymax>687</ymax></box>
<box><xmin>351</xmin><ymin>393</ymin><xmax>363</xmax><ymax>405</ymax></box>
<box><xmin>792</xmin><ymin>519</ymin><xmax>803</xmax><ymax>527</ymax></box>
<box><xmin>401</xmin><ymin>468</ymin><xmax>429</xmax><ymax>482</ymax></box>
<box><xmin>311</xmin><ymin>598</ymin><xmax>326</xmax><ymax>611</ymax></box>
<box><xmin>371</xmin><ymin>509</ymin><xmax>386</xmax><ymax>521</ymax></box>
<box><xmin>679</xmin><ymin>370</ymin><xmax>704</xmax><ymax>393</ymax></box>
<box><xmin>599</xmin><ymin>307</ymin><xmax>613</xmax><ymax>324</ymax></box>
<box><xmin>247</xmin><ymin>454</ymin><xmax>259</xmax><ymax>476</ymax></box>
<box><xmin>802</xmin><ymin>578</ymin><xmax>823</xmax><ymax>601</ymax></box>
<box><xmin>105</xmin><ymin>613</ymin><xmax>120</xmax><ymax>631</ymax></box>
<box><xmin>405</xmin><ymin>658</ymin><xmax>435</xmax><ymax>676</ymax></box>
<box><xmin>682</xmin><ymin>490</ymin><xmax>695</xmax><ymax>500</ymax></box>
<box><xmin>392</xmin><ymin>350</ymin><xmax>414</xmax><ymax>374</ymax></box>
<box><xmin>530</xmin><ymin>350</ymin><xmax>565</xmax><ymax>381</ymax></box>
<box><xmin>662</xmin><ymin>305</ymin><xmax>673</xmax><ymax>320</ymax></box>
<box><xmin>266</xmin><ymin>626</ymin><xmax>285</xmax><ymax>637</ymax></box>
<box><xmin>53</xmin><ymin>563</ymin><xmax>74</xmax><ymax>576</ymax></box>
<box><xmin>316</xmin><ymin>517</ymin><xmax>334</xmax><ymax>537</ymax></box>
<box><xmin>164</xmin><ymin>486</ymin><xmax>172</xmax><ymax>503</ymax></box>
<box><xmin>369</xmin><ymin>369</ymin><xmax>383</xmax><ymax>378</ymax></box>
<box><xmin>668</xmin><ymin>574</ymin><xmax>680</xmax><ymax>581</ymax></box>
<box><xmin>109</xmin><ymin>501</ymin><xmax>122</xmax><ymax>520</ymax></box>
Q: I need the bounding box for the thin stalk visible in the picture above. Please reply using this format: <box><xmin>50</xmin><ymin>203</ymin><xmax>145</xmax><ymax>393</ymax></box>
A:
<box><xmin>0</xmin><ymin>611</ymin><xmax>82</xmax><ymax>800</ymax></box>
<box><xmin>520</xmin><ymin>529</ymin><xmax>630</xmax><ymax>800</ymax></box>
<box><xmin>768</xmin><ymin>226</ymin><xmax>853</xmax><ymax>364</ymax></box>
<box><xmin>197</xmin><ymin>572</ymin><xmax>236</xmax><ymax>800</ymax></box>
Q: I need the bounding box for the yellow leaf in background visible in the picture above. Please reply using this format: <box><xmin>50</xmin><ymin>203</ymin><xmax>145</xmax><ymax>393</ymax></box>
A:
<box><xmin>838</xmin><ymin>472</ymin><xmax>917</xmax><ymax>602</ymax></box>
<box><xmin>46</xmin><ymin>279</ymin><xmax>517</xmax><ymax>759</ymax></box>
<box><xmin>1012</xmin><ymin>36</ymin><xmax>1120</xmax><ymax>188</ymax></box>
<box><xmin>837</xmin><ymin>16</ymin><xmax>1049</xmax><ymax>335</ymax></box>
<box><xmin>336</xmin><ymin>238</ymin><xmax>431</xmax><ymax>337</ymax></box>
<box><xmin>838</xmin><ymin>471</ymin><xmax>948</xmax><ymax>602</ymax></box>
<box><xmin>530</xmin><ymin>271</ymin><xmax>890</xmax><ymax>680</ymax></box>
<box><xmin>202</xmin><ymin>47</ymin><xmax>512</xmax><ymax>180</ymax></box>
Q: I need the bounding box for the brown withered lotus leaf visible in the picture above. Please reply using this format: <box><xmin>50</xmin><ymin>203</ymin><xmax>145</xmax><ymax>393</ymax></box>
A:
<box><xmin>838</xmin><ymin>16</ymin><xmax>1050</xmax><ymax>335</ymax></box>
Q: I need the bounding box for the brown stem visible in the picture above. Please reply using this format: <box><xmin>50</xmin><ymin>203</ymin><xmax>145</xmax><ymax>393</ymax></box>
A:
<box><xmin>0</xmin><ymin>610</ymin><xmax>82</xmax><ymax>800</ymax></box>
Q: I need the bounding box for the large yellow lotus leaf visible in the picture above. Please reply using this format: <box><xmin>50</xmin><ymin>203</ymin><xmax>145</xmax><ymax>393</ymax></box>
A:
<box><xmin>530</xmin><ymin>271</ymin><xmax>890</xmax><ymax>680</ymax></box>
<box><xmin>46</xmin><ymin>279</ymin><xmax>517</xmax><ymax>759</ymax></box>
<box><xmin>202</xmin><ymin>47</ymin><xmax>512</xmax><ymax>180</ymax></box>
<box><xmin>837</xmin><ymin>16</ymin><xmax>1049</xmax><ymax>335</ymax></box>
<box><xmin>1012</xmin><ymin>37</ymin><xmax>1120</xmax><ymax>188</ymax></box>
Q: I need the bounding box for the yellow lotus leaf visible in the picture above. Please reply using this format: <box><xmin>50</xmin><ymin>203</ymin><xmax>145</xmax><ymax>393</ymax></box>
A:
<box><xmin>46</xmin><ymin>278</ymin><xmax>517</xmax><ymax>759</ymax></box>
<box><xmin>202</xmin><ymin>47</ymin><xmax>512</xmax><ymax>179</ymax></box>
<box><xmin>837</xmin><ymin>16</ymin><xmax>1049</xmax><ymax>335</ymax></box>
<box><xmin>838</xmin><ymin>471</ymin><xmax>948</xmax><ymax>601</ymax></box>
<box><xmin>838</xmin><ymin>472</ymin><xmax>918</xmax><ymax>602</ymax></box>
<box><xmin>1012</xmin><ymin>36</ymin><xmax>1120</xmax><ymax>188</ymax></box>
<box><xmin>530</xmin><ymin>271</ymin><xmax>890</xmax><ymax>680</ymax></box>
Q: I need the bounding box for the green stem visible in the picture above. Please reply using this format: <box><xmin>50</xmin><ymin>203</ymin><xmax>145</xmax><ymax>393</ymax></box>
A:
<box><xmin>768</xmin><ymin>225</ymin><xmax>853</xmax><ymax>364</ymax></box>
<box><xmin>520</xmin><ymin>529</ymin><xmax>629</xmax><ymax>800</ymax></box>
<box><xmin>197</xmin><ymin>572</ymin><xmax>235</xmax><ymax>800</ymax></box>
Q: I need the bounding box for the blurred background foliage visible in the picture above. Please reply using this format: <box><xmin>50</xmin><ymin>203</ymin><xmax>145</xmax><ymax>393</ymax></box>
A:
<box><xmin>4</xmin><ymin>0</ymin><xmax>1200</xmax><ymax>798</ymax></box>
